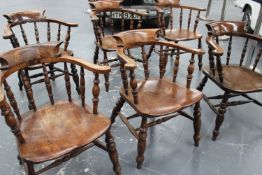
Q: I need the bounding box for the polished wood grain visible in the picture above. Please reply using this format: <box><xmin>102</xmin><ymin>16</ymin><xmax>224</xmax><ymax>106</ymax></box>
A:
<box><xmin>198</xmin><ymin>21</ymin><xmax>262</xmax><ymax>141</ymax></box>
<box><xmin>156</xmin><ymin>1</ymin><xmax>205</xmax><ymax>70</ymax></box>
<box><xmin>0</xmin><ymin>44</ymin><xmax>120</xmax><ymax>175</ymax></box>
<box><xmin>111</xmin><ymin>29</ymin><xmax>204</xmax><ymax>169</ymax></box>
<box><xmin>3</xmin><ymin>10</ymin><xmax>80</xmax><ymax>93</ymax></box>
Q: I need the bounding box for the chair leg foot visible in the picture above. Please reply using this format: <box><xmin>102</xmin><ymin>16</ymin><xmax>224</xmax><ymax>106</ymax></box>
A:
<box><xmin>193</xmin><ymin>101</ymin><xmax>201</xmax><ymax>147</ymax></box>
<box><xmin>24</xmin><ymin>162</ymin><xmax>35</xmax><ymax>175</ymax></box>
<box><xmin>212</xmin><ymin>92</ymin><xmax>229</xmax><ymax>141</ymax></box>
<box><xmin>111</xmin><ymin>97</ymin><xmax>125</xmax><ymax>124</ymax></box>
<box><xmin>70</xmin><ymin>63</ymin><xmax>80</xmax><ymax>94</ymax></box>
<box><xmin>197</xmin><ymin>76</ymin><xmax>208</xmax><ymax>91</ymax></box>
<box><xmin>105</xmin><ymin>129</ymin><xmax>121</xmax><ymax>175</ymax></box>
<box><xmin>136</xmin><ymin>117</ymin><xmax>147</xmax><ymax>169</ymax></box>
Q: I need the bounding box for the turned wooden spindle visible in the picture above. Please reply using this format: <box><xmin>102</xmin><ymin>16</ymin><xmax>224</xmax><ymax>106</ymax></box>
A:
<box><xmin>120</xmin><ymin>63</ymin><xmax>129</xmax><ymax>95</ymax></box>
<box><xmin>186</xmin><ymin>54</ymin><xmax>195</xmax><ymax>88</ymax></box>
<box><xmin>252</xmin><ymin>49</ymin><xmax>262</xmax><ymax>71</ymax></box>
<box><xmin>57</xmin><ymin>23</ymin><xmax>61</xmax><ymax>41</ymax></box>
<box><xmin>3</xmin><ymin>80</ymin><xmax>21</xmax><ymax>121</ymax></box>
<box><xmin>64</xmin><ymin>26</ymin><xmax>71</xmax><ymax>51</ymax></box>
<box><xmin>129</xmin><ymin>69</ymin><xmax>138</xmax><ymax>104</ymax></box>
<box><xmin>42</xmin><ymin>63</ymin><xmax>54</xmax><ymax>105</ymax></box>
<box><xmin>34</xmin><ymin>22</ymin><xmax>40</xmax><ymax>43</ymax></box>
<box><xmin>47</xmin><ymin>22</ymin><xmax>51</xmax><ymax>42</ymax></box>
<box><xmin>109</xmin><ymin>12</ymin><xmax>115</xmax><ymax>35</ymax></box>
<box><xmin>169</xmin><ymin>7</ymin><xmax>173</xmax><ymax>30</ymax></box>
<box><xmin>19</xmin><ymin>24</ymin><xmax>28</xmax><ymax>45</ymax></box>
<box><xmin>216</xmin><ymin>56</ymin><xmax>224</xmax><ymax>82</ymax></box>
<box><xmin>64</xmin><ymin>63</ymin><xmax>72</xmax><ymax>102</ymax></box>
<box><xmin>21</xmin><ymin>71</ymin><xmax>36</xmax><ymax>111</ymax></box>
<box><xmin>173</xmin><ymin>49</ymin><xmax>180</xmax><ymax>82</ymax></box>
<box><xmin>159</xmin><ymin>45</ymin><xmax>165</xmax><ymax>79</ymax></box>
<box><xmin>141</xmin><ymin>46</ymin><xmax>149</xmax><ymax>79</ymax></box>
<box><xmin>92</xmin><ymin>73</ymin><xmax>100</xmax><ymax>114</ymax></box>
<box><xmin>130</xmin><ymin>15</ymin><xmax>134</xmax><ymax>30</ymax></box>
<box><xmin>239</xmin><ymin>38</ymin><xmax>249</xmax><ymax>66</ymax></box>
<box><xmin>179</xmin><ymin>8</ymin><xmax>183</xmax><ymax>30</ymax></box>
<box><xmin>226</xmin><ymin>35</ymin><xmax>232</xmax><ymax>65</ymax></box>
<box><xmin>121</xmin><ymin>13</ymin><xmax>125</xmax><ymax>31</ymax></box>
<box><xmin>208</xmin><ymin>46</ymin><xmax>216</xmax><ymax>75</ymax></box>
<box><xmin>187</xmin><ymin>9</ymin><xmax>192</xmax><ymax>30</ymax></box>
<box><xmin>80</xmin><ymin>67</ymin><xmax>85</xmax><ymax>107</ymax></box>
<box><xmin>193</xmin><ymin>11</ymin><xmax>201</xmax><ymax>32</ymax></box>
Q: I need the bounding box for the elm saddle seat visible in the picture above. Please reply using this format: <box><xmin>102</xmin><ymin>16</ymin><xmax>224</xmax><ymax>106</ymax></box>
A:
<box><xmin>120</xmin><ymin>78</ymin><xmax>202</xmax><ymax>116</ymax></box>
<box><xmin>110</xmin><ymin>29</ymin><xmax>205</xmax><ymax>169</ymax></box>
<box><xmin>164</xmin><ymin>29</ymin><xmax>202</xmax><ymax>42</ymax></box>
<box><xmin>203</xmin><ymin>65</ymin><xmax>262</xmax><ymax>93</ymax></box>
<box><xmin>198</xmin><ymin>21</ymin><xmax>262</xmax><ymax>141</ymax></box>
<box><xmin>0</xmin><ymin>42</ymin><xmax>120</xmax><ymax>175</ymax></box>
<box><xmin>20</xmin><ymin>101</ymin><xmax>110</xmax><ymax>162</ymax></box>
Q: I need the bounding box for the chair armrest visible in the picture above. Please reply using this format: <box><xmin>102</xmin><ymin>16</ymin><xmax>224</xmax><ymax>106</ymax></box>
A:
<box><xmin>206</xmin><ymin>36</ymin><xmax>224</xmax><ymax>56</ymax></box>
<box><xmin>116</xmin><ymin>48</ymin><xmax>137</xmax><ymax>70</ymax></box>
<box><xmin>3</xmin><ymin>24</ymin><xmax>13</xmax><ymax>39</ymax></box>
<box><xmin>47</xmin><ymin>55</ymin><xmax>111</xmax><ymax>74</ymax></box>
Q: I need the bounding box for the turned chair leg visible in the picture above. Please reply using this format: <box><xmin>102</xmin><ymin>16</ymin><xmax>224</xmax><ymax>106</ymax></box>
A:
<box><xmin>111</xmin><ymin>97</ymin><xmax>125</xmax><ymax>124</ymax></box>
<box><xmin>193</xmin><ymin>101</ymin><xmax>201</xmax><ymax>146</ymax></box>
<box><xmin>212</xmin><ymin>92</ymin><xmax>230</xmax><ymax>141</ymax></box>
<box><xmin>197</xmin><ymin>76</ymin><xmax>208</xmax><ymax>91</ymax></box>
<box><xmin>17</xmin><ymin>71</ymin><xmax>23</xmax><ymax>90</ymax></box>
<box><xmin>70</xmin><ymin>63</ymin><xmax>80</xmax><ymax>94</ymax></box>
<box><xmin>93</xmin><ymin>45</ymin><xmax>99</xmax><ymax>64</ymax></box>
<box><xmin>105</xmin><ymin>129</ymin><xmax>121</xmax><ymax>175</ymax></box>
<box><xmin>24</xmin><ymin>162</ymin><xmax>36</xmax><ymax>175</ymax></box>
<box><xmin>198</xmin><ymin>38</ymin><xmax>203</xmax><ymax>70</ymax></box>
<box><xmin>136</xmin><ymin>117</ymin><xmax>148</xmax><ymax>169</ymax></box>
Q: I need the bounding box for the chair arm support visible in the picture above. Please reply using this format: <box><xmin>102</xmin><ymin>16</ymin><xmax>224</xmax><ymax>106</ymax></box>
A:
<box><xmin>206</xmin><ymin>36</ymin><xmax>224</xmax><ymax>56</ymax></box>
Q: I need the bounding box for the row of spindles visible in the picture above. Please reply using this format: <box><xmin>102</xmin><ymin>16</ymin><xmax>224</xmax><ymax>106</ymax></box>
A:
<box><xmin>2</xmin><ymin>63</ymin><xmax>101</xmax><ymax>123</ymax></box>
<box><xmin>15</xmin><ymin>22</ymin><xmax>69</xmax><ymax>50</ymax></box>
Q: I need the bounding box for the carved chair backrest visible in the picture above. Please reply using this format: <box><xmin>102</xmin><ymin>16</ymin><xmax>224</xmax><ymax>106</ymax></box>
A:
<box><xmin>88</xmin><ymin>1</ymin><xmax>148</xmax><ymax>45</ymax></box>
<box><xmin>3</xmin><ymin>10</ymin><xmax>78</xmax><ymax>51</ymax></box>
<box><xmin>156</xmin><ymin>0</ymin><xmax>205</xmax><ymax>33</ymax></box>
<box><xmin>0</xmin><ymin>43</ymin><xmax>110</xmax><ymax>144</ymax></box>
<box><xmin>113</xmin><ymin>29</ymin><xmax>204</xmax><ymax>104</ymax></box>
<box><xmin>206</xmin><ymin>21</ymin><xmax>262</xmax><ymax>82</ymax></box>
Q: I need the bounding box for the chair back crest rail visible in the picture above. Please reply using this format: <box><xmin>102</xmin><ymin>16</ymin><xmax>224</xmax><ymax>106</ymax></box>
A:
<box><xmin>156</xmin><ymin>1</ymin><xmax>206</xmax><ymax>33</ymax></box>
<box><xmin>0</xmin><ymin>43</ymin><xmax>110</xmax><ymax>144</ymax></box>
<box><xmin>113</xmin><ymin>29</ymin><xmax>204</xmax><ymax>104</ymax></box>
<box><xmin>3</xmin><ymin>10</ymin><xmax>78</xmax><ymax>51</ymax></box>
<box><xmin>206</xmin><ymin>21</ymin><xmax>262</xmax><ymax>82</ymax></box>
